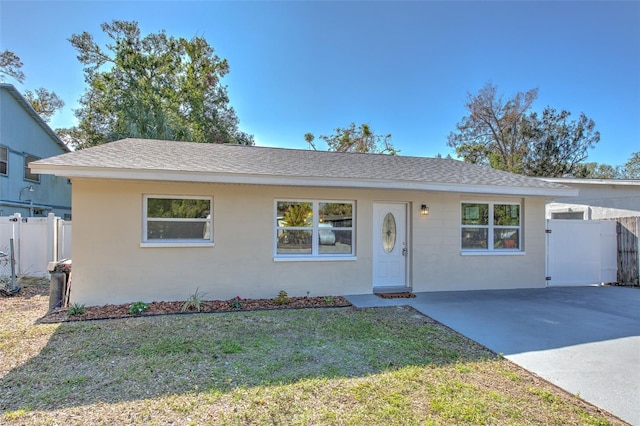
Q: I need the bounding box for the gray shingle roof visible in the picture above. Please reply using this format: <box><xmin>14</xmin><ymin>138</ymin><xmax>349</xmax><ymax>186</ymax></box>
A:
<box><xmin>31</xmin><ymin>138</ymin><xmax>575</xmax><ymax>196</ymax></box>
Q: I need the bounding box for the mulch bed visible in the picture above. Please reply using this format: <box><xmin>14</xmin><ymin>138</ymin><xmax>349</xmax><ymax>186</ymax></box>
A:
<box><xmin>39</xmin><ymin>296</ymin><xmax>352</xmax><ymax>323</ymax></box>
<box><xmin>375</xmin><ymin>292</ymin><xmax>416</xmax><ymax>299</ymax></box>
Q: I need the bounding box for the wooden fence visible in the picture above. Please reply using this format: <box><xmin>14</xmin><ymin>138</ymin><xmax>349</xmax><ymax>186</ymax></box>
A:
<box><xmin>607</xmin><ymin>217</ymin><xmax>639</xmax><ymax>286</ymax></box>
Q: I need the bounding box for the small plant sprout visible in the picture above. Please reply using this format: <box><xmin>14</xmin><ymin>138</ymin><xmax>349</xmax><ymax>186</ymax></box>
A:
<box><xmin>323</xmin><ymin>296</ymin><xmax>334</xmax><ymax>304</ymax></box>
<box><xmin>228</xmin><ymin>296</ymin><xmax>243</xmax><ymax>309</ymax></box>
<box><xmin>182</xmin><ymin>287</ymin><xmax>207</xmax><ymax>312</ymax></box>
<box><xmin>274</xmin><ymin>290</ymin><xmax>291</xmax><ymax>305</ymax></box>
<box><xmin>129</xmin><ymin>301</ymin><xmax>149</xmax><ymax>315</ymax></box>
<box><xmin>68</xmin><ymin>303</ymin><xmax>86</xmax><ymax>316</ymax></box>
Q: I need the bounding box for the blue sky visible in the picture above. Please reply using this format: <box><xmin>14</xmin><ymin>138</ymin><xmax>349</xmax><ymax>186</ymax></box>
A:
<box><xmin>1</xmin><ymin>1</ymin><xmax>638</xmax><ymax>166</ymax></box>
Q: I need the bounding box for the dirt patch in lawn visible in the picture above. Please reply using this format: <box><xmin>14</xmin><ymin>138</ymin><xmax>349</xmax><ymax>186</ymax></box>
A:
<box><xmin>39</xmin><ymin>294</ymin><xmax>352</xmax><ymax>323</ymax></box>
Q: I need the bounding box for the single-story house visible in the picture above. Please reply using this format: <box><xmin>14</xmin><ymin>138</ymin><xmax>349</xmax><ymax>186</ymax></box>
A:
<box><xmin>540</xmin><ymin>177</ymin><xmax>640</xmax><ymax>220</ymax></box>
<box><xmin>31</xmin><ymin>138</ymin><xmax>576</xmax><ymax>306</ymax></box>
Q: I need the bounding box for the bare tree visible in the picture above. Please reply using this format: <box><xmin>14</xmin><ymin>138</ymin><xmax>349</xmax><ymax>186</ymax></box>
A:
<box><xmin>448</xmin><ymin>82</ymin><xmax>537</xmax><ymax>173</ymax></box>
<box><xmin>448</xmin><ymin>82</ymin><xmax>599</xmax><ymax>177</ymax></box>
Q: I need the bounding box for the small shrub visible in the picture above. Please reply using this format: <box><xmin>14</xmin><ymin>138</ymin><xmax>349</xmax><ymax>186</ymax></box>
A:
<box><xmin>129</xmin><ymin>301</ymin><xmax>149</xmax><ymax>315</ymax></box>
<box><xmin>324</xmin><ymin>296</ymin><xmax>334</xmax><ymax>304</ymax></box>
<box><xmin>182</xmin><ymin>287</ymin><xmax>207</xmax><ymax>312</ymax></box>
<box><xmin>68</xmin><ymin>303</ymin><xmax>86</xmax><ymax>316</ymax></box>
<box><xmin>274</xmin><ymin>290</ymin><xmax>291</xmax><ymax>305</ymax></box>
<box><xmin>228</xmin><ymin>296</ymin><xmax>243</xmax><ymax>309</ymax></box>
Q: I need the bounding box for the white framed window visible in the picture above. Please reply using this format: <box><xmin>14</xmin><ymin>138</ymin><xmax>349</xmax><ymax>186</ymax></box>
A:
<box><xmin>275</xmin><ymin>200</ymin><xmax>355</xmax><ymax>259</ymax></box>
<box><xmin>0</xmin><ymin>146</ymin><xmax>7</xmax><ymax>176</ymax></box>
<box><xmin>142</xmin><ymin>195</ymin><xmax>213</xmax><ymax>246</ymax></box>
<box><xmin>461</xmin><ymin>202</ymin><xmax>521</xmax><ymax>252</ymax></box>
<box><xmin>24</xmin><ymin>153</ymin><xmax>40</xmax><ymax>182</ymax></box>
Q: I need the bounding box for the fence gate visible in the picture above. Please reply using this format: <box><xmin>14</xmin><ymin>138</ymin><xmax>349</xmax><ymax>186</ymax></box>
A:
<box><xmin>546</xmin><ymin>219</ymin><xmax>617</xmax><ymax>286</ymax></box>
<box><xmin>0</xmin><ymin>213</ymin><xmax>72</xmax><ymax>278</ymax></box>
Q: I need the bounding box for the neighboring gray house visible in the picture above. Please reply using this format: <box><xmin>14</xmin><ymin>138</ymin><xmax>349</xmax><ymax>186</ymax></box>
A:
<box><xmin>541</xmin><ymin>177</ymin><xmax>640</xmax><ymax>220</ymax></box>
<box><xmin>0</xmin><ymin>84</ymin><xmax>71</xmax><ymax>218</ymax></box>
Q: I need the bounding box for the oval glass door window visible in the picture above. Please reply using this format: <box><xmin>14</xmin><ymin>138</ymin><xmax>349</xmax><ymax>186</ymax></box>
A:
<box><xmin>382</xmin><ymin>212</ymin><xmax>396</xmax><ymax>253</ymax></box>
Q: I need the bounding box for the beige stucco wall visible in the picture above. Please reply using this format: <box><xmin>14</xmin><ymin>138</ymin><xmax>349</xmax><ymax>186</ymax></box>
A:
<box><xmin>70</xmin><ymin>179</ymin><xmax>548</xmax><ymax>306</ymax></box>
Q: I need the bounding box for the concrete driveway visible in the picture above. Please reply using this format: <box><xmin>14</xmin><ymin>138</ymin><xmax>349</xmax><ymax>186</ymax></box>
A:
<box><xmin>346</xmin><ymin>286</ymin><xmax>639</xmax><ymax>425</ymax></box>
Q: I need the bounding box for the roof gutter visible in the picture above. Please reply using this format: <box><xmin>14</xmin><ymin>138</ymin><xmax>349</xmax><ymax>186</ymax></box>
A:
<box><xmin>30</xmin><ymin>164</ymin><xmax>580</xmax><ymax>198</ymax></box>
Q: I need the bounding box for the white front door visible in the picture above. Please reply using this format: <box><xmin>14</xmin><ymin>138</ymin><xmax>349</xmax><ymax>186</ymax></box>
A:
<box><xmin>373</xmin><ymin>202</ymin><xmax>408</xmax><ymax>288</ymax></box>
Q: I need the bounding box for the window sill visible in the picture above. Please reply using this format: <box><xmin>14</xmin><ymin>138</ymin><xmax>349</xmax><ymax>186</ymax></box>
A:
<box><xmin>274</xmin><ymin>256</ymin><xmax>357</xmax><ymax>262</ymax></box>
<box><xmin>461</xmin><ymin>251</ymin><xmax>526</xmax><ymax>256</ymax></box>
<box><xmin>140</xmin><ymin>242</ymin><xmax>215</xmax><ymax>248</ymax></box>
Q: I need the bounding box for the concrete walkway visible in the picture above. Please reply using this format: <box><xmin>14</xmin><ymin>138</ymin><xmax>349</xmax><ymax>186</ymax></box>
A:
<box><xmin>345</xmin><ymin>286</ymin><xmax>640</xmax><ymax>425</ymax></box>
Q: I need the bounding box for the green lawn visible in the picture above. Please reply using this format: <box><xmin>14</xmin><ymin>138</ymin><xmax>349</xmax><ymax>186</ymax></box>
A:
<box><xmin>0</xmin><ymin>280</ymin><xmax>622</xmax><ymax>425</ymax></box>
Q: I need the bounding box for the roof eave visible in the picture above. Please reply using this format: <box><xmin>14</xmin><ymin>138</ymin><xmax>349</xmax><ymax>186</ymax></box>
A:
<box><xmin>540</xmin><ymin>177</ymin><xmax>640</xmax><ymax>186</ymax></box>
<box><xmin>30</xmin><ymin>164</ymin><xmax>579</xmax><ymax>197</ymax></box>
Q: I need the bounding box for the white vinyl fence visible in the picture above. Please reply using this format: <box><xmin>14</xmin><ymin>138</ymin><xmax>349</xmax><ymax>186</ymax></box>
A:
<box><xmin>546</xmin><ymin>219</ymin><xmax>617</xmax><ymax>286</ymax></box>
<box><xmin>58</xmin><ymin>218</ymin><xmax>72</xmax><ymax>260</ymax></box>
<box><xmin>0</xmin><ymin>213</ymin><xmax>72</xmax><ymax>278</ymax></box>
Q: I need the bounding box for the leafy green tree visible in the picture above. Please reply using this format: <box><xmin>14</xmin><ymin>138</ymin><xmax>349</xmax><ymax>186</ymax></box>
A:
<box><xmin>0</xmin><ymin>50</ymin><xmax>25</xmax><ymax>83</ymax></box>
<box><xmin>623</xmin><ymin>151</ymin><xmax>640</xmax><ymax>179</ymax></box>
<box><xmin>306</xmin><ymin>123</ymin><xmax>398</xmax><ymax>155</ymax></box>
<box><xmin>24</xmin><ymin>88</ymin><xmax>65</xmax><ymax>123</ymax></box>
<box><xmin>67</xmin><ymin>20</ymin><xmax>253</xmax><ymax>149</ymax></box>
<box><xmin>574</xmin><ymin>162</ymin><xmax>621</xmax><ymax>179</ymax></box>
<box><xmin>448</xmin><ymin>82</ymin><xmax>599</xmax><ymax>177</ymax></box>
<box><xmin>55</xmin><ymin>127</ymin><xmax>85</xmax><ymax>149</ymax></box>
<box><xmin>523</xmin><ymin>108</ymin><xmax>600</xmax><ymax>177</ymax></box>
<box><xmin>575</xmin><ymin>152</ymin><xmax>640</xmax><ymax>180</ymax></box>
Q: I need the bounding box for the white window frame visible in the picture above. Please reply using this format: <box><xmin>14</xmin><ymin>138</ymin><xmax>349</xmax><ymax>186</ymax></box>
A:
<box><xmin>0</xmin><ymin>146</ymin><xmax>7</xmax><ymax>176</ymax></box>
<box><xmin>24</xmin><ymin>153</ymin><xmax>40</xmax><ymax>182</ymax></box>
<box><xmin>460</xmin><ymin>201</ymin><xmax>523</xmax><ymax>255</ymax></box>
<box><xmin>274</xmin><ymin>199</ymin><xmax>356</xmax><ymax>261</ymax></box>
<box><xmin>141</xmin><ymin>195</ymin><xmax>213</xmax><ymax>248</ymax></box>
